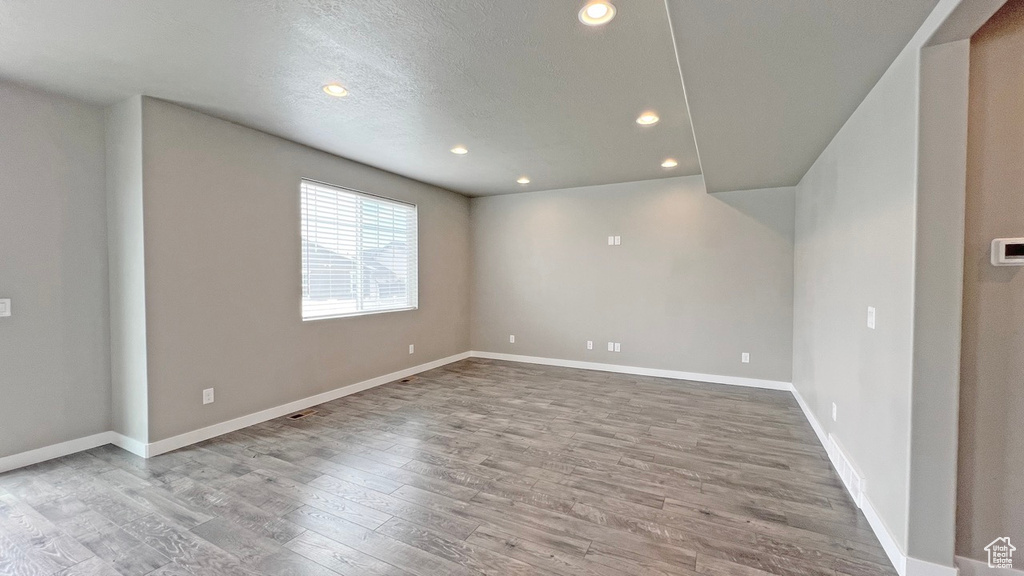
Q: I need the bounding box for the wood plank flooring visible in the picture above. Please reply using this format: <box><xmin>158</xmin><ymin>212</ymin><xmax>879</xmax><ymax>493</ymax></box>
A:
<box><xmin>0</xmin><ymin>358</ymin><xmax>895</xmax><ymax>576</ymax></box>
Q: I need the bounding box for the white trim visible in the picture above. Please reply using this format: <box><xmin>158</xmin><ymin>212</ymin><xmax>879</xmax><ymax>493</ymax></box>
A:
<box><xmin>861</xmin><ymin>493</ymin><xmax>910</xmax><ymax>576</ymax></box>
<box><xmin>957</xmin><ymin>556</ymin><xmax>1023</xmax><ymax>576</ymax></box>
<box><xmin>0</xmin><ymin>352</ymin><xmax>470</xmax><ymax>470</ymax></box>
<box><xmin>791</xmin><ymin>383</ymin><xmax>909</xmax><ymax>576</ymax></box>
<box><xmin>0</xmin><ymin>351</ymin><xmax>965</xmax><ymax>576</ymax></box>
<box><xmin>0</xmin><ymin>431</ymin><xmax>116</xmax><ymax>474</ymax></box>
<box><xmin>468</xmin><ymin>351</ymin><xmax>793</xmax><ymax>391</ymax></box>
<box><xmin>791</xmin><ymin>382</ymin><xmax>962</xmax><ymax>576</ymax></box>
<box><xmin>144</xmin><ymin>351</ymin><xmax>470</xmax><ymax>457</ymax></box>
<box><xmin>109</xmin><ymin>432</ymin><xmax>148</xmax><ymax>458</ymax></box>
<box><xmin>907</xmin><ymin>556</ymin><xmax>960</xmax><ymax>576</ymax></box>
<box><xmin>791</xmin><ymin>385</ymin><xmax>829</xmax><ymax>448</ymax></box>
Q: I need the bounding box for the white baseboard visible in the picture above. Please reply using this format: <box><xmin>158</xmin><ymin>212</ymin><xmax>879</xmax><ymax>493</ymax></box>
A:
<box><xmin>907</xmin><ymin>557</ymin><xmax>961</xmax><ymax>576</ymax></box>
<box><xmin>791</xmin><ymin>384</ymin><xmax>908</xmax><ymax>575</ymax></box>
<box><xmin>0</xmin><ymin>352</ymin><xmax>470</xmax><ymax>470</ymax></box>
<box><xmin>790</xmin><ymin>384</ymin><xmax>959</xmax><ymax>576</ymax></box>
<box><xmin>0</xmin><ymin>351</ymin><xmax>965</xmax><ymax>576</ymax></box>
<box><xmin>144</xmin><ymin>351</ymin><xmax>471</xmax><ymax>457</ymax></box>
<box><xmin>861</xmin><ymin>493</ymin><xmax>910</xmax><ymax>576</ymax></box>
<box><xmin>791</xmin><ymin>385</ymin><xmax>829</xmax><ymax>448</ymax></box>
<box><xmin>468</xmin><ymin>351</ymin><xmax>793</xmax><ymax>391</ymax></box>
<box><xmin>957</xmin><ymin>555</ymin><xmax>1024</xmax><ymax>576</ymax></box>
<box><xmin>0</xmin><ymin>431</ymin><xmax>116</xmax><ymax>474</ymax></box>
<box><xmin>109</xmin><ymin>432</ymin><xmax>148</xmax><ymax>458</ymax></box>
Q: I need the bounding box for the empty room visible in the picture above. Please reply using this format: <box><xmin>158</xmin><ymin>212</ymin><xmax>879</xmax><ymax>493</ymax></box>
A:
<box><xmin>0</xmin><ymin>1</ymin><xmax>1021</xmax><ymax>575</ymax></box>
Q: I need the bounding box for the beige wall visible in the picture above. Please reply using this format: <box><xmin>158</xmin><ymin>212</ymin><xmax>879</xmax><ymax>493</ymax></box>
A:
<box><xmin>0</xmin><ymin>81</ymin><xmax>111</xmax><ymax>457</ymax></box>
<box><xmin>958</xmin><ymin>0</ymin><xmax>1024</xmax><ymax>560</ymax></box>
<box><xmin>470</xmin><ymin>176</ymin><xmax>795</xmax><ymax>383</ymax></box>
<box><xmin>138</xmin><ymin>98</ymin><xmax>471</xmax><ymax>443</ymax></box>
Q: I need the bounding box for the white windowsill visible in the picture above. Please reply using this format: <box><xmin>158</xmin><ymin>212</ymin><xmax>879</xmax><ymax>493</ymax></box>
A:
<box><xmin>302</xmin><ymin>306</ymin><xmax>418</xmax><ymax>322</ymax></box>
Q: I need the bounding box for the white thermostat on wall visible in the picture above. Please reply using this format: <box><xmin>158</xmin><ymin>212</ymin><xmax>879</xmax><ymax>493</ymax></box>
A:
<box><xmin>991</xmin><ymin>238</ymin><xmax>1024</xmax><ymax>266</ymax></box>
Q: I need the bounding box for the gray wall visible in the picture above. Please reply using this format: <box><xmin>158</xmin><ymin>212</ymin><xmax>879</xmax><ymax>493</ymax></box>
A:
<box><xmin>106</xmin><ymin>96</ymin><xmax>149</xmax><ymax>443</ymax></box>
<box><xmin>908</xmin><ymin>39</ymin><xmax>970</xmax><ymax>566</ymax></box>
<box><xmin>793</xmin><ymin>0</ymin><xmax>969</xmax><ymax>558</ymax></box>
<box><xmin>793</xmin><ymin>38</ymin><xmax>920</xmax><ymax>551</ymax></box>
<box><xmin>958</xmin><ymin>0</ymin><xmax>1024</xmax><ymax>560</ymax></box>
<box><xmin>139</xmin><ymin>98</ymin><xmax>471</xmax><ymax>443</ymax></box>
<box><xmin>470</xmin><ymin>176</ymin><xmax>795</xmax><ymax>383</ymax></box>
<box><xmin>0</xmin><ymin>81</ymin><xmax>111</xmax><ymax>457</ymax></box>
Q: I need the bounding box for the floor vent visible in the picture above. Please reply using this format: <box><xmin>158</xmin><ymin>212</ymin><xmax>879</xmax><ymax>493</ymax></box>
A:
<box><xmin>827</xmin><ymin>434</ymin><xmax>866</xmax><ymax>508</ymax></box>
<box><xmin>399</xmin><ymin>376</ymin><xmax>417</xmax><ymax>383</ymax></box>
<box><xmin>287</xmin><ymin>409</ymin><xmax>317</xmax><ymax>420</ymax></box>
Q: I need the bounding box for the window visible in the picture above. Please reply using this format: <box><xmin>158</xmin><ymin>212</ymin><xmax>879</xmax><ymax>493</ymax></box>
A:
<box><xmin>300</xmin><ymin>180</ymin><xmax>418</xmax><ymax>320</ymax></box>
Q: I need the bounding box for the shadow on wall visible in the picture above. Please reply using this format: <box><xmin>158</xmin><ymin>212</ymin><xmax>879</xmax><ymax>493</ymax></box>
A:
<box><xmin>712</xmin><ymin>186</ymin><xmax>798</xmax><ymax>240</ymax></box>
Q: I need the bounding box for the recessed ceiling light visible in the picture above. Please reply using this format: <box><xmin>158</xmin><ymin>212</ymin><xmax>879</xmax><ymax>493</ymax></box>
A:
<box><xmin>661</xmin><ymin>158</ymin><xmax>678</xmax><ymax>168</ymax></box>
<box><xmin>322</xmin><ymin>83</ymin><xmax>348</xmax><ymax>97</ymax></box>
<box><xmin>517</xmin><ymin>177</ymin><xmax>531</xmax><ymax>185</ymax></box>
<box><xmin>636</xmin><ymin>111</ymin><xmax>660</xmax><ymax>126</ymax></box>
<box><xmin>451</xmin><ymin>146</ymin><xmax>468</xmax><ymax>155</ymax></box>
<box><xmin>579</xmin><ymin>1</ymin><xmax>616</xmax><ymax>26</ymax></box>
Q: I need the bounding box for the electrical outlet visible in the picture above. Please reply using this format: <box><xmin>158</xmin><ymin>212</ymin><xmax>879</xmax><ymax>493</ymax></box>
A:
<box><xmin>741</xmin><ymin>352</ymin><xmax>750</xmax><ymax>363</ymax></box>
<box><xmin>607</xmin><ymin>342</ymin><xmax>614</xmax><ymax>352</ymax></box>
<box><xmin>832</xmin><ymin>402</ymin><xmax>837</xmax><ymax>422</ymax></box>
<box><xmin>614</xmin><ymin>342</ymin><xmax>621</xmax><ymax>352</ymax></box>
<box><xmin>614</xmin><ymin>236</ymin><xmax>621</xmax><ymax>245</ymax></box>
<box><xmin>608</xmin><ymin>236</ymin><xmax>615</xmax><ymax>245</ymax></box>
<box><xmin>409</xmin><ymin>344</ymin><xmax>414</xmax><ymax>354</ymax></box>
<box><xmin>867</xmin><ymin>306</ymin><xmax>876</xmax><ymax>329</ymax></box>
<box><xmin>587</xmin><ymin>340</ymin><xmax>593</xmax><ymax>350</ymax></box>
<box><xmin>203</xmin><ymin>388</ymin><xmax>215</xmax><ymax>405</ymax></box>
<box><xmin>509</xmin><ymin>334</ymin><xmax>515</xmax><ymax>344</ymax></box>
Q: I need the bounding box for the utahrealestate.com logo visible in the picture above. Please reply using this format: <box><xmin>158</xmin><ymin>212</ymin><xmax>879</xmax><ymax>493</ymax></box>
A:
<box><xmin>986</xmin><ymin>538</ymin><xmax>1016</xmax><ymax>569</ymax></box>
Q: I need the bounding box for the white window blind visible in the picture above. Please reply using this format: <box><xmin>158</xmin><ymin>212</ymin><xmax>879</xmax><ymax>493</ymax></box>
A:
<box><xmin>301</xmin><ymin>180</ymin><xmax>418</xmax><ymax>320</ymax></box>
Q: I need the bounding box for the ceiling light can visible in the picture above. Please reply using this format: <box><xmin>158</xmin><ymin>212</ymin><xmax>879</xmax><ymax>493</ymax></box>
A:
<box><xmin>636</xmin><ymin>111</ymin><xmax>660</xmax><ymax>126</ymax></box>
<box><xmin>322</xmin><ymin>83</ymin><xmax>348</xmax><ymax>97</ymax></box>
<box><xmin>579</xmin><ymin>1</ymin><xmax>616</xmax><ymax>26</ymax></box>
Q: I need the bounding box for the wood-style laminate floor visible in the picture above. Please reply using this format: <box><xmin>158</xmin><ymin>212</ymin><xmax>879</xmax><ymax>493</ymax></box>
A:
<box><xmin>0</xmin><ymin>358</ymin><xmax>895</xmax><ymax>576</ymax></box>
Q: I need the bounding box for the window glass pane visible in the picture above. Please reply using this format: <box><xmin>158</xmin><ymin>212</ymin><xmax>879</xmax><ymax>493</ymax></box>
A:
<box><xmin>300</xmin><ymin>180</ymin><xmax>418</xmax><ymax>320</ymax></box>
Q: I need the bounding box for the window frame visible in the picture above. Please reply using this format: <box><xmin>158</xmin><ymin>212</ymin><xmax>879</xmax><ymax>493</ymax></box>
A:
<box><xmin>299</xmin><ymin>179</ymin><xmax>419</xmax><ymax>322</ymax></box>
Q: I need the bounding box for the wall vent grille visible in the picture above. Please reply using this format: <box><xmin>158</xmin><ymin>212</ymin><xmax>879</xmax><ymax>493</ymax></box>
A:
<box><xmin>287</xmin><ymin>409</ymin><xmax>317</xmax><ymax>420</ymax></box>
<box><xmin>827</xmin><ymin>434</ymin><xmax>866</xmax><ymax>508</ymax></box>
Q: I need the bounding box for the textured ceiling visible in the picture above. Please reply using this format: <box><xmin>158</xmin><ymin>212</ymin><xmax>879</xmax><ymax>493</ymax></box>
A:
<box><xmin>0</xmin><ymin>1</ymin><xmax>944</xmax><ymax>196</ymax></box>
<box><xmin>666</xmin><ymin>0</ymin><xmax>939</xmax><ymax>193</ymax></box>
<box><xmin>0</xmin><ymin>0</ymin><xmax>699</xmax><ymax>197</ymax></box>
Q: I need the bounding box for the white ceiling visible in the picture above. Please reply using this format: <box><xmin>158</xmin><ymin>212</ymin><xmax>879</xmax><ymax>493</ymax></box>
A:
<box><xmin>666</xmin><ymin>0</ymin><xmax>939</xmax><ymax>193</ymax></box>
<box><xmin>0</xmin><ymin>0</ymin><xmax>699</xmax><ymax>197</ymax></box>
<box><xmin>0</xmin><ymin>1</ymin><xmax>941</xmax><ymax>196</ymax></box>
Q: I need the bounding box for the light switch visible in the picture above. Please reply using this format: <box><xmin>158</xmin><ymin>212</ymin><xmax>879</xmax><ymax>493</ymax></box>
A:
<box><xmin>867</xmin><ymin>307</ymin><xmax>876</xmax><ymax>330</ymax></box>
<box><xmin>0</xmin><ymin>299</ymin><xmax>9</xmax><ymax>317</ymax></box>
<box><xmin>614</xmin><ymin>342</ymin><xmax>621</xmax><ymax>352</ymax></box>
<box><xmin>607</xmin><ymin>342</ymin><xmax>614</xmax><ymax>352</ymax></box>
<box><xmin>608</xmin><ymin>236</ymin><xmax>615</xmax><ymax>245</ymax></box>
<box><xmin>614</xmin><ymin>236</ymin><xmax>621</xmax><ymax>246</ymax></box>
